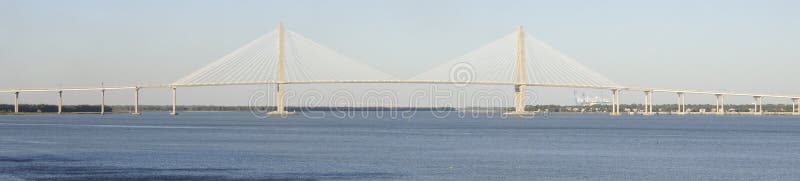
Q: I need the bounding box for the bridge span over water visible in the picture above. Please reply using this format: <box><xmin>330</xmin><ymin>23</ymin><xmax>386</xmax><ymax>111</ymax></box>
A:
<box><xmin>2</xmin><ymin>22</ymin><xmax>798</xmax><ymax>116</ymax></box>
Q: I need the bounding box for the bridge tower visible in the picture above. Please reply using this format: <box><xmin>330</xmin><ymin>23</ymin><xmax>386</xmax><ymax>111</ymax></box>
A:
<box><xmin>268</xmin><ymin>22</ymin><xmax>296</xmax><ymax>117</ymax></box>
<box><xmin>505</xmin><ymin>26</ymin><xmax>534</xmax><ymax>116</ymax></box>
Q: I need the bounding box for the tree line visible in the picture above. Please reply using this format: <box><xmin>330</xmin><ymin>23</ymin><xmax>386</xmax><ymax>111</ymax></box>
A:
<box><xmin>0</xmin><ymin>104</ymin><xmax>109</xmax><ymax>113</ymax></box>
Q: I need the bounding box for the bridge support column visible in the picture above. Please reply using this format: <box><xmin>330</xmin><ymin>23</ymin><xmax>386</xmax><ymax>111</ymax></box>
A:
<box><xmin>276</xmin><ymin>83</ymin><xmax>284</xmax><ymax>112</ymax></box>
<box><xmin>612</xmin><ymin>90</ymin><xmax>616</xmax><ymax>115</ymax></box>
<box><xmin>170</xmin><ymin>87</ymin><xmax>178</xmax><ymax>116</ymax></box>
<box><xmin>715</xmin><ymin>94</ymin><xmax>725</xmax><ymax>115</ymax></box>
<box><xmin>610</xmin><ymin>90</ymin><xmax>615</xmax><ymax>115</ymax></box>
<box><xmin>57</xmin><ymin>90</ymin><xmax>63</xmax><ymax>115</ymax></box>
<box><xmin>100</xmin><ymin>89</ymin><xmax>105</xmax><ymax>115</ymax></box>
<box><xmin>676</xmin><ymin>93</ymin><xmax>681</xmax><ymax>114</ymax></box>
<box><xmin>759</xmin><ymin>96</ymin><xmax>764</xmax><ymax>114</ymax></box>
<box><xmin>610</xmin><ymin>89</ymin><xmax>621</xmax><ymax>116</ymax></box>
<box><xmin>752</xmin><ymin>96</ymin><xmax>762</xmax><ymax>115</ymax></box>
<box><xmin>513</xmin><ymin>84</ymin><xmax>528</xmax><ymax>112</ymax></box>
<box><xmin>648</xmin><ymin>91</ymin><xmax>653</xmax><ymax>115</ymax></box>
<box><xmin>676</xmin><ymin>92</ymin><xmax>686</xmax><ymax>115</ymax></box>
<box><xmin>267</xmin><ymin>83</ymin><xmax>295</xmax><ymax>117</ymax></box>
<box><xmin>132</xmin><ymin>87</ymin><xmax>141</xmax><ymax>116</ymax></box>
<box><xmin>505</xmin><ymin>84</ymin><xmax>534</xmax><ymax>116</ymax></box>
<box><xmin>715</xmin><ymin>95</ymin><xmax>719</xmax><ymax>113</ymax></box>
<box><xmin>642</xmin><ymin>91</ymin><xmax>647</xmax><ymax>115</ymax></box>
<box><xmin>643</xmin><ymin>91</ymin><xmax>653</xmax><ymax>115</ymax></box>
<box><xmin>618</xmin><ymin>90</ymin><xmax>622</xmax><ymax>115</ymax></box>
<box><xmin>720</xmin><ymin>95</ymin><xmax>725</xmax><ymax>115</ymax></box>
<box><xmin>682</xmin><ymin>93</ymin><xmax>686</xmax><ymax>114</ymax></box>
<box><xmin>13</xmin><ymin>92</ymin><xmax>19</xmax><ymax>114</ymax></box>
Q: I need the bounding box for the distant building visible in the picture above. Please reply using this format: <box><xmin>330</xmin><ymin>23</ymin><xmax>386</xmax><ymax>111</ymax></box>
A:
<box><xmin>574</xmin><ymin>91</ymin><xmax>611</xmax><ymax>106</ymax></box>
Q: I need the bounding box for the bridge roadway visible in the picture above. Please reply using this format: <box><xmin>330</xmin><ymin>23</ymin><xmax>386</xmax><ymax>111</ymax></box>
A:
<box><xmin>2</xmin><ymin>80</ymin><xmax>799</xmax><ymax>117</ymax></box>
<box><xmin>0</xmin><ymin>80</ymin><xmax>796</xmax><ymax>99</ymax></box>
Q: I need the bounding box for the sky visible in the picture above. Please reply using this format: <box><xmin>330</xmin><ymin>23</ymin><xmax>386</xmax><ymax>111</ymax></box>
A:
<box><xmin>1</xmin><ymin>0</ymin><xmax>799</xmax><ymax>106</ymax></box>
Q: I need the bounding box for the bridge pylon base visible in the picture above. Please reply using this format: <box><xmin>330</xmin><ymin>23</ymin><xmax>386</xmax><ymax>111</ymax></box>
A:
<box><xmin>267</xmin><ymin>111</ymin><xmax>297</xmax><ymax>117</ymax></box>
<box><xmin>503</xmin><ymin>111</ymin><xmax>535</xmax><ymax>117</ymax></box>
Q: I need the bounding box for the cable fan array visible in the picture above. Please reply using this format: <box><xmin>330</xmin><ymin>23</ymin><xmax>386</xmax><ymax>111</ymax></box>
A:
<box><xmin>175</xmin><ymin>26</ymin><xmax>618</xmax><ymax>88</ymax></box>
<box><xmin>174</xmin><ymin>29</ymin><xmax>394</xmax><ymax>85</ymax></box>
<box><xmin>413</xmin><ymin>30</ymin><xmax>618</xmax><ymax>87</ymax></box>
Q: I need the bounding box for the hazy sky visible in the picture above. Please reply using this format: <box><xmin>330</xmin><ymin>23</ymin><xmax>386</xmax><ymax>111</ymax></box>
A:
<box><xmin>1</xmin><ymin>0</ymin><xmax>799</xmax><ymax>106</ymax></box>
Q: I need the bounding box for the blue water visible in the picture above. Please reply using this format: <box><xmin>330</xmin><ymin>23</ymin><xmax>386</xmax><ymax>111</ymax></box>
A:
<box><xmin>1</xmin><ymin>112</ymin><xmax>799</xmax><ymax>180</ymax></box>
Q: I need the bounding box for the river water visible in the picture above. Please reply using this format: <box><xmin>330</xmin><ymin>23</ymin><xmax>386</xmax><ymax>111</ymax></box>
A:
<box><xmin>1</xmin><ymin>112</ymin><xmax>799</xmax><ymax>180</ymax></box>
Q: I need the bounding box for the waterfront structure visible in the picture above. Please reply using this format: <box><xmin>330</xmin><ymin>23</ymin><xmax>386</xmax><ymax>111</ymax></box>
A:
<box><xmin>2</xmin><ymin>22</ymin><xmax>798</xmax><ymax>116</ymax></box>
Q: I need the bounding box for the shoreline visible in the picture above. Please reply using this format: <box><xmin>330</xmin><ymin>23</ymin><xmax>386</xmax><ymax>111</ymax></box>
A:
<box><xmin>2</xmin><ymin>110</ymin><xmax>798</xmax><ymax>116</ymax></box>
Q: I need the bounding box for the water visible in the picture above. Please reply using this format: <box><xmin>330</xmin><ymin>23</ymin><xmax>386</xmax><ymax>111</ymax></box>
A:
<box><xmin>1</xmin><ymin>112</ymin><xmax>799</xmax><ymax>180</ymax></box>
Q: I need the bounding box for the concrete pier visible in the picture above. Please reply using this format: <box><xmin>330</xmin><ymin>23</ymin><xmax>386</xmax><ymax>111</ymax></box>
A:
<box><xmin>170</xmin><ymin>87</ymin><xmax>178</xmax><ymax>116</ymax></box>
<box><xmin>57</xmin><ymin>91</ymin><xmax>63</xmax><ymax>114</ymax></box>
<box><xmin>132</xmin><ymin>87</ymin><xmax>141</xmax><ymax>116</ymax></box>
<box><xmin>13</xmin><ymin>92</ymin><xmax>19</xmax><ymax>114</ymax></box>
<box><xmin>610</xmin><ymin>89</ymin><xmax>621</xmax><ymax>116</ymax></box>
<box><xmin>676</xmin><ymin>92</ymin><xmax>686</xmax><ymax>115</ymax></box>
<box><xmin>643</xmin><ymin>91</ymin><xmax>653</xmax><ymax>115</ymax></box>
<box><xmin>753</xmin><ymin>96</ymin><xmax>763</xmax><ymax>115</ymax></box>
<box><xmin>100</xmin><ymin>89</ymin><xmax>105</xmax><ymax>115</ymax></box>
<box><xmin>720</xmin><ymin>94</ymin><xmax>725</xmax><ymax>115</ymax></box>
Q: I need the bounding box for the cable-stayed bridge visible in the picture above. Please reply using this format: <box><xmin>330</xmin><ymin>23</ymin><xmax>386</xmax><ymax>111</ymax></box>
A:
<box><xmin>2</xmin><ymin>22</ymin><xmax>798</xmax><ymax>116</ymax></box>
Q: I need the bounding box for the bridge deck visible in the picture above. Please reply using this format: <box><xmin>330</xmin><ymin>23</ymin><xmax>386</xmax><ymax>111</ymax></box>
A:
<box><xmin>1</xmin><ymin>80</ymin><xmax>796</xmax><ymax>99</ymax></box>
